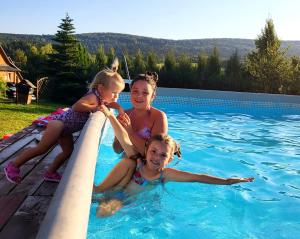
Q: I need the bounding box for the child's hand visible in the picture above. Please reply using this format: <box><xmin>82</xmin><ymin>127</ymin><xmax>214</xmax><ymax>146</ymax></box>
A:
<box><xmin>99</xmin><ymin>104</ymin><xmax>112</xmax><ymax>117</ymax></box>
<box><xmin>226</xmin><ymin>177</ymin><xmax>254</xmax><ymax>185</ymax></box>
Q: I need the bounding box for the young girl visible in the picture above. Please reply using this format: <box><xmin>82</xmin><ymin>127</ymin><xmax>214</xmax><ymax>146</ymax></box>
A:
<box><xmin>113</xmin><ymin>71</ymin><xmax>168</xmax><ymax>155</ymax></box>
<box><xmin>4</xmin><ymin>67</ymin><xmax>125</xmax><ymax>184</ymax></box>
<box><xmin>94</xmin><ymin>105</ymin><xmax>254</xmax><ymax>217</ymax></box>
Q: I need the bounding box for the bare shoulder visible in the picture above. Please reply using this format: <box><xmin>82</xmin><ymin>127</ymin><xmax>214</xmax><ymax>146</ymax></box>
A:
<box><xmin>79</xmin><ymin>91</ymin><xmax>97</xmax><ymax>102</ymax></box>
<box><xmin>150</xmin><ymin>107</ymin><xmax>167</xmax><ymax>119</ymax></box>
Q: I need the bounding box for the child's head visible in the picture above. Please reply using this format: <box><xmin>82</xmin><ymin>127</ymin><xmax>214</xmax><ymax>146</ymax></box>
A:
<box><xmin>90</xmin><ymin>61</ymin><xmax>124</xmax><ymax>103</ymax></box>
<box><xmin>144</xmin><ymin>134</ymin><xmax>181</xmax><ymax>170</ymax></box>
<box><xmin>130</xmin><ymin>72</ymin><xmax>158</xmax><ymax>109</ymax></box>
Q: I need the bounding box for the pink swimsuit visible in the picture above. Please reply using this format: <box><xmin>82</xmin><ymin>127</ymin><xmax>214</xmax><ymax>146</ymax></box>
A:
<box><xmin>52</xmin><ymin>88</ymin><xmax>102</xmax><ymax>136</ymax></box>
<box><xmin>129</xmin><ymin>110</ymin><xmax>152</xmax><ymax>140</ymax></box>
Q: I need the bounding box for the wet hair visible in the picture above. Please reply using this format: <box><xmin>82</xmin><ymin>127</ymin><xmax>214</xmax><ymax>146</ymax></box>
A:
<box><xmin>130</xmin><ymin>71</ymin><xmax>159</xmax><ymax>93</ymax></box>
<box><xmin>89</xmin><ymin>58</ymin><xmax>124</xmax><ymax>89</ymax></box>
<box><xmin>145</xmin><ymin>134</ymin><xmax>181</xmax><ymax>163</ymax></box>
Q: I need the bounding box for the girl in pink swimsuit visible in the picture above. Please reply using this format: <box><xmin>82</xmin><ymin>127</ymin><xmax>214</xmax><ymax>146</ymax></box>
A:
<box><xmin>113</xmin><ymin>72</ymin><xmax>168</xmax><ymax>155</ymax></box>
<box><xmin>94</xmin><ymin>105</ymin><xmax>254</xmax><ymax>217</ymax></box>
<box><xmin>5</xmin><ymin>66</ymin><xmax>125</xmax><ymax>184</ymax></box>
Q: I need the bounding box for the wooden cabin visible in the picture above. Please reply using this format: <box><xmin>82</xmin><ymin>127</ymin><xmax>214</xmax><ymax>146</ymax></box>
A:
<box><xmin>0</xmin><ymin>45</ymin><xmax>23</xmax><ymax>83</ymax></box>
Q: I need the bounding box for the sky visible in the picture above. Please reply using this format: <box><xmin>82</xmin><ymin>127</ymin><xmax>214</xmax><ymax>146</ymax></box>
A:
<box><xmin>1</xmin><ymin>0</ymin><xmax>300</xmax><ymax>40</ymax></box>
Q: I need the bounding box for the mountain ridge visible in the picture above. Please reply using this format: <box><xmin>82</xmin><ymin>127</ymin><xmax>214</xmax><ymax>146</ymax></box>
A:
<box><xmin>1</xmin><ymin>32</ymin><xmax>300</xmax><ymax>60</ymax></box>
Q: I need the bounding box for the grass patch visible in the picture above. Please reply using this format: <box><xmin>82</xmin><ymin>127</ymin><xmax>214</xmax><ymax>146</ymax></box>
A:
<box><xmin>0</xmin><ymin>100</ymin><xmax>65</xmax><ymax>137</ymax></box>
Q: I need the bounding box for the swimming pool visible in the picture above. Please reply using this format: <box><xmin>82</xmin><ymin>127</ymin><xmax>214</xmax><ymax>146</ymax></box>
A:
<box><xmin>88</xmin><ymin>93</ymin><xmax>300</xmax><ymax>239</ymax></box>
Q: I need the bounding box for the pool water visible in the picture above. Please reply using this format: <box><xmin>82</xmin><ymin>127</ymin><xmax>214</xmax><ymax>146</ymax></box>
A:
<box><xmin>88</xmin><ymin>100</ymin><xmax>300</xmax><ymax>239</ymax></box>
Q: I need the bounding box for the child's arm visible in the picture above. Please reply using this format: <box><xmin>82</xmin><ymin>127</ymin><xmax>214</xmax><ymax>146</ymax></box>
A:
<box><xmin>164</xmin><ymin>168</ymin><xmax>254</xmax><ymax>185</ymax></box>
<box><xmin>72</xmin><ymin>94</ymin><xmax>99</xmax><ymax>112</ymax></box>
<box><xmin>100</xmin><ymin>105</ymin><xmax>137</xmax><ymax>158</ymax></box>
<box><xmin>106</xmin><ymin>102</ymin><xmax>125</xmax><ymax>115</ymax></box>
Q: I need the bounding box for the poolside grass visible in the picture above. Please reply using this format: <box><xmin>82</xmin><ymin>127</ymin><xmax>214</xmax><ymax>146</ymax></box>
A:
<box><xmin>0</xmin><ymin>99</ymin><xmax>64</xmax><ymax>137</ymax></box>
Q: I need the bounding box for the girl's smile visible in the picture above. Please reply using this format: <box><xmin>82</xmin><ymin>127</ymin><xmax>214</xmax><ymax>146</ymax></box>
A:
<box><xmin>145</xmin><ymin>141</ymin><xmax>171</xmax><ymax>170</ymax></box>
<box><xmin>130</xmin><ymin>80</ymin><xmax>154</xmax><ymax>109</ymax></box>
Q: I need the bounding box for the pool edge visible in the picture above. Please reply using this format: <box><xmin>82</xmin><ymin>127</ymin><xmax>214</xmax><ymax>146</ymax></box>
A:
<box><xmin>36</xmin><ymin>111</ymin><xmax>106</xmax><ymax>239</ymax></box>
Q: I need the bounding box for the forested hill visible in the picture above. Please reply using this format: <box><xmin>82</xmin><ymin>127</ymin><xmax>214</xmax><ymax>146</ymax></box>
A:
<box><xmin>1</xmin><ymin>32</ymin><xmax>300</xmax><ymax>60</ymax></box>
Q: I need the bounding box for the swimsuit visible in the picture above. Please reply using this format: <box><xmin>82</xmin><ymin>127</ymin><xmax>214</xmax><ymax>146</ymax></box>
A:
<box><xmin>51</xmin><ymin>88</ymin><xmax>102</xmax><ymax>136</ymax></box>
<box><xmin>132</xmin><ymin>163</ymin><xmax>165</xmax><ymax>187</ymax></box>
<box><xmin>137</xmin><ymin>127</ymin><xmax>151</xmax><ymax>140</ymax></box>
<box><xmin>129</xmin><ymin>110</ymin><xmax>152</xmax><ymax>140</ymax></box>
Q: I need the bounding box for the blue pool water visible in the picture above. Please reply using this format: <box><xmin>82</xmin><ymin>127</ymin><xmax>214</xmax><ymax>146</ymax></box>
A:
<box><xmin>88</xmin><ymin>97</ymin><xmax>300</xmax><ymax>239</ymax></box>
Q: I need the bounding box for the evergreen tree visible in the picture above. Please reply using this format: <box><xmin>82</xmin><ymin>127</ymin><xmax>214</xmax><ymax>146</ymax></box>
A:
<box><xmin>289</xmin><ymin>56</ymin><xmax>300</xmax><ymax>94</ymax></box>
<box><xmin>133</xmin><ymin>49</ymin><xmax>146</xmax><ymax>76</ymax></box>
<box><xmin>147</xmin><ymin>51</ymin><xmax>158</xmax><ymax>72</ymax></box>
<box><xmin>47</xmin><ymin>14</ymin><xmax>84</xmax><ymax>103</ymax></box>
<box><xmin>204</xmin><ymin>47</ymin><xmax>221</xmax><ymax>89</ymax></box>
<box><xmin>225</xmin><ymin>50</ymin><xmax>243</xmax><ymax>91</ymax></box>
<box><xmin>177</xmin><ymin>54</ymin><xmax>194</xmax><ymax>88</ymax></box>
<box><xmin>160</xmin><ymin>50</ymin><xmax>177</xmax><ymax>87</ymax></box>
<box><xmin>163</xmin><ymin>50</ymin><xmax>176</xmax><ymax>72</ymax></box>
<box><xmin>196</xmin><ymin>51</ymin><xmax>207</xmax><ymax>88</ymax></box>
<box><xmin>95</xmin><ymin>45</ymin><xmax>107</xmax><ymax>71</ymax></box>
<box><xmin>245</xmin><ymin>19</ymin><xmax>292</xmax><ymax>93</ymax></box>
<box><xmin>107</xmin><ymin>47</ymin><xmax>116</xmax><ymax>67</ymax></box>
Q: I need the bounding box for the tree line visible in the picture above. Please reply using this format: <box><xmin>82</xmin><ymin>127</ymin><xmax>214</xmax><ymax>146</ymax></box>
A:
<box><xmin>1</xmin><ymin>14</ymin><xmax>300</xmax><ymax>103</ymax></box>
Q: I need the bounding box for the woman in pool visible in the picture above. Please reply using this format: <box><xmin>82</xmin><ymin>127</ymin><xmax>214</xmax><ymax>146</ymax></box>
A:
<box><xmin>94</xmin><ymin>105</ymin><xmax>254</xmax><ymax>217</ymax></box>
<box><xmin>113</xmin><ymin>71</ymin><xmax>168</xmax><ymax>155</ymax></box>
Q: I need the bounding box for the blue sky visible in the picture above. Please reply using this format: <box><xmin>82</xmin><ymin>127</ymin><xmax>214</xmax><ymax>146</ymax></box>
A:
<box><xmin>1</xmin><ymin>0</ymin><xmax>299</xmax><ymax>40</ymax></box>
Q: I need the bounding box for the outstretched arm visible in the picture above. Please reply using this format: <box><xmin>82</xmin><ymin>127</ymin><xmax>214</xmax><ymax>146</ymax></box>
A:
<box><xmin>164</xmin><ymin>168</ymin><xmax>254</xmax><ymax>185</ymax></box>
<box><xmin>100</xmin><ymin>105</ymin><xmax>137</xmax><ymax>158</ymax></box>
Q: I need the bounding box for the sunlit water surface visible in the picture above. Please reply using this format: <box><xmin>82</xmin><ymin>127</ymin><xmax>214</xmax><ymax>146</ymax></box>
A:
<box><xmin>88</xmin><ymin>102</ymin><xmax>300</xmax><ymax>239</ymax></box>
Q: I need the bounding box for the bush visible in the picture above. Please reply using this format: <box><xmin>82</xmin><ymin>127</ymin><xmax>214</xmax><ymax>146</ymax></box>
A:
<box><xmin>0</xmin><ymin>77</ymin><xmax>7</xmax><ymax>98</ymax></box>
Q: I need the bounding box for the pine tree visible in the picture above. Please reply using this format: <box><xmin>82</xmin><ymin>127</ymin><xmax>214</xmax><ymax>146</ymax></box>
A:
<box><xmin>225</xmin><ymin>49</ymin><xmax>242</xmax><ymax>91</ymax></box>
<box><xmin>133</xmin><ymin>49</ymin><xmax>146</xmax><ymax>76</ymax></box>
<box><xmin>95</xmin><ymin>45</ymin><xmax>107</xmax><ymax>71</ymax></box>
<box><xmin>147</xmin><ymin>51</ymin><xmax>158</xmax><ymax>72</ymax></box>
<box><xmin>245</xmin><ymin>19</ymin><xmax>292</xmax><ymax>93</ymax></box>
<box><xmin>177</xmin><ymin>54</ymin><xmax>194</xmax><ymax>88</ymax></box>
<box><xmin>204</xmin><ymin>47</ymin><xmax>221</xmax><ymax>89</ymax></box>
<box><xmin>47</xmin><ymin>14</ymin><xmax>84</xmax><ymax>103</ymax></box>
<box><xmin>160</xmin><ymin>50</ymin><xmax>177</xmax><ymax>87</ymax></box>
<box><xmin>107</xmin><ymin>47</ymin><xmax>116</xmax><ymax>67</ymax></box>
<box><xmin>197</xmin><ymin>51</ymin><xmax>207</xmax><ymax>88</ymax></box>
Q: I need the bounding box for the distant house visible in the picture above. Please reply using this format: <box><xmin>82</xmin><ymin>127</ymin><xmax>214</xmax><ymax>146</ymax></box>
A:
<box><xmin>0</xmin><ymin>45</ymin><xmax>23</xmax><ymax>83</ymax></box>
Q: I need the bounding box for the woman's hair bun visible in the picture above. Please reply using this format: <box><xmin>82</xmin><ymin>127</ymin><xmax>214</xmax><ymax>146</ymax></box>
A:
<box><xmin>145</xmin><ymin>71</ymin><xmax>158</xmax><ymax>82</ymax></box>
<box><xmin>111</xmin><ymin>58</ymin><xmax>119</xmax><ymax>72</ymax></box>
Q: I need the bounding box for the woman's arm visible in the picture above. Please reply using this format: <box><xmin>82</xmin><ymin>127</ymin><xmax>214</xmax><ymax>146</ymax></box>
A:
<box><xmin>100</xmin><ymin>105</ymin><xmax>137</xmax><ymax>158</ymax></box>
<box><xmin>164</xmin><ymin>168</ymin><xmax>254</xmax><ymax>185</ymax></box>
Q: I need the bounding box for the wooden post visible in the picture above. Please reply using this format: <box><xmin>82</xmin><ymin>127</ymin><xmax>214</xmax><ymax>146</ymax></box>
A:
<box><xmin>36</xmin><ymin>77</ymin><xmax>48</xmax><ymax>102</ymax></box>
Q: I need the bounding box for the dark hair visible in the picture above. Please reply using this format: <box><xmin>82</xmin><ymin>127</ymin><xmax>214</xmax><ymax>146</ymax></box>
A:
<box><xmin>130</xmin><ymin>71</ymin><xmax>159</xmax><ymax>93</ymax></box>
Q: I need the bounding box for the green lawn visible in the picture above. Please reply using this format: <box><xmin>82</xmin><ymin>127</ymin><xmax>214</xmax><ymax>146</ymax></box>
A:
<box><xmin>0</xmin><ymin>99</ymin><xmax>64</xmax><ymax>137</ymax></box>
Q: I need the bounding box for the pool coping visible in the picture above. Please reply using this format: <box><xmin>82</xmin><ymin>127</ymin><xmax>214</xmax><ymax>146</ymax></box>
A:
<box><xmin>36</xmin><ymin>111</ymin><xmax>107</xmax><ymax>239</ymax></box>
<box><xmin>156</xmin><ymin>88</ymin><xmax>300</xmax><ymax>104</ymax></box>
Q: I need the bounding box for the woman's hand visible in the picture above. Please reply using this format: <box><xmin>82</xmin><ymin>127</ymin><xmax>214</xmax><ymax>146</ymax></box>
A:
<box><xmin>117</xmin><ymin>112</ymin><xmax>132</xmax><ymax>131</ymax></box>
<box><xmin>226</xmin><ymin>177</ymin><xmax>254</xmax><ymax>185</ymax></box>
